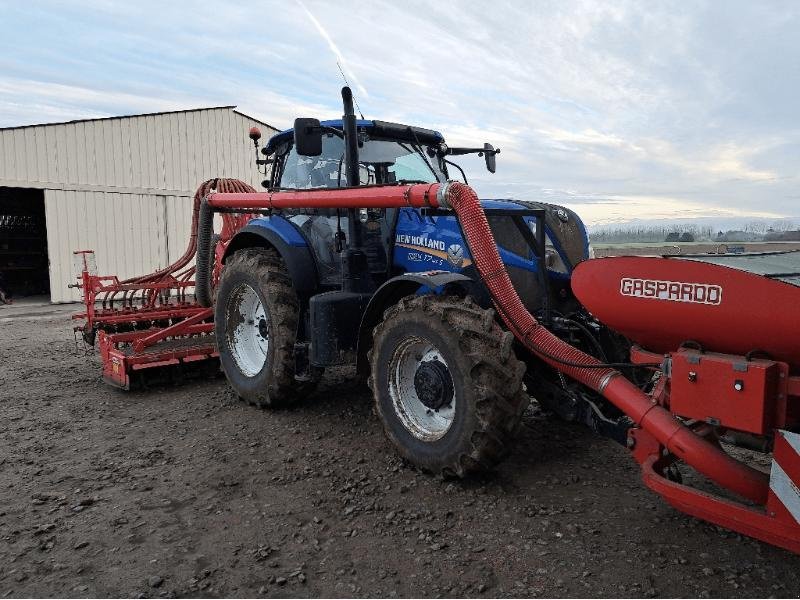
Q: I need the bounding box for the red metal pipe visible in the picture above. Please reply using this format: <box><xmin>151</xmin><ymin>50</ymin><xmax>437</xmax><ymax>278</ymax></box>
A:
<box><xmin>208</xmin><ymin>184</ymin><xmax>441</xmax><ymax>210</ymax></box>
<box><xmin>207</xmin><ymin>181</ymin><xmax>769</xmax><ymax>504</ymax></box>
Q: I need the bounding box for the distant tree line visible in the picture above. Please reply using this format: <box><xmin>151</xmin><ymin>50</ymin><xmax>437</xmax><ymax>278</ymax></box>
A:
<box><xmin>589</xmin><ymin>220</ymin><xmax>799</xmax><ymax>244</ymax></box>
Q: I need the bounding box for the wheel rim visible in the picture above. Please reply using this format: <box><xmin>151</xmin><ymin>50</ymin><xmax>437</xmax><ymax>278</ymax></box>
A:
<box><xmin>388</xmin><ymin>336</ymin><xmax>456</xmax><ymax>441</ymax></box>
<box><xmin>227</xmin><ymin>282</ymin><xmax>269</xmax><ymax>377</ymax></box>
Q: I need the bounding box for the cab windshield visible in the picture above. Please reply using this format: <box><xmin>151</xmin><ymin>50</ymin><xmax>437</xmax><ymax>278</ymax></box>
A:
<box><xmin>276</xmin><ymin>133</ymin><xmax>445</xmax><ymax>189</ymax></box>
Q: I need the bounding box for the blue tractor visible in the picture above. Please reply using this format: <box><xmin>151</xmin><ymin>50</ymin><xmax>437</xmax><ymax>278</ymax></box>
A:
<box><xmin>207</xmin><ymin>88</ymin><xmax>611</xmax><ymax>477</ymax></box>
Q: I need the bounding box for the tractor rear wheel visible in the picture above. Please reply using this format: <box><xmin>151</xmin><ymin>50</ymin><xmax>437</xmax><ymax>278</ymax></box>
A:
<box><xmin>369</xmin><ymin>295</ymin><xmax>528</xmax><ymax>477</ymax></box>
<box><xmin>215</xmin><ymin>247</ymin><xmax>316</xmax><ymax>408</ymax></box>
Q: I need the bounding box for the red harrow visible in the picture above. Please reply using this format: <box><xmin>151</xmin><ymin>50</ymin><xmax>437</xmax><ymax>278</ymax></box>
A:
<box><xmin>71</xmin><ymin>178</ymin><xmax>255</xmax><ymax>389</ymax></box>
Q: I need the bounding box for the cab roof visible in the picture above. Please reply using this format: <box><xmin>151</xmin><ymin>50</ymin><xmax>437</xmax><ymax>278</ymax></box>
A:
<box><xmin>266</xmin><ymin>119</ymin><xmax>445</xmax><ymax>152</ymax></box>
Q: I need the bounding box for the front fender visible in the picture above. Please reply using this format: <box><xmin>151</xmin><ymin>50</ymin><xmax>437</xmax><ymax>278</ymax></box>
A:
<box><xmin>223</xmin><ymin>218</ymin><xmax>318</xmax><ymax>295</ymax></box>
<box><xmin>356</xmin><ymin>271</ymin><xmax>473</xmax><ymax>375</ymax></box>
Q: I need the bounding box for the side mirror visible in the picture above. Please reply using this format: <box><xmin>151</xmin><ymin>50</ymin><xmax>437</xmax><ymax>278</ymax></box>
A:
<box><xmin>294</xmin><ymin>118</ymin><xmax>322</xmax><ymax>156</ymax></box>
<box><xmin>483</xmin><ymin>143</ymin><xmax>498</xmax><ymax>173</ymax></box>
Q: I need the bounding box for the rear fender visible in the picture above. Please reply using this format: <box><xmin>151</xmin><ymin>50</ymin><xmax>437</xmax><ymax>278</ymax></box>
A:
<box><xmin>356</xmin><ymin>271</ymin><xmax>473</xmax><ymax>375</ymax></box>
<box><xmin>223</xmin><ymin>218</ymin><xmax>318</xmax><ymax>295</ymax></box>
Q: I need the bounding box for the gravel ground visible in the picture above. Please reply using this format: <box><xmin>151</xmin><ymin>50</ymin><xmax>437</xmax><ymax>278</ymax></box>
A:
<box><xmin>1</xmin><ymin>304</ymin><xmax>799</xmax><ymax>598</ymax></box>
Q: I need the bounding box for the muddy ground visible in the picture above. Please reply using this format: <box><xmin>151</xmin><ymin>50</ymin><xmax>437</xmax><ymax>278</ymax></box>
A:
<box><xmin>1</xmin><ymin>304</ymin><xmax>799</xmax><ymax>598</ymax></box>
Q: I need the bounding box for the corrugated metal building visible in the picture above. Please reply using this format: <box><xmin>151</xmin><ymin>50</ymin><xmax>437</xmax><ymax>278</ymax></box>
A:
<box><xmin>0</xmin><ymin>107</ymin><xmax>277</xmax><ymax>302</ymax></box>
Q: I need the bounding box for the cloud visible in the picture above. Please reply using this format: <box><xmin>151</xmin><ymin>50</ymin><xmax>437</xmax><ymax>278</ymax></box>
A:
<box><xmin>0</xmin><ymin>78</ymin><xmax>191</xmax><ymax>122</ymax></box>
<box><xmin>294</xmin><ymin>0</ymin><xmax>368</xmax><ymax>98</ymax></box>
<box><xmin>1</xmin><ymin>0</ymin><xmax>798</xmax><ymax>225</ymax></box>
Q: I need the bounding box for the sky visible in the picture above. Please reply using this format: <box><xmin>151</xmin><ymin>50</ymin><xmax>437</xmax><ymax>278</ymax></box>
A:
<box><xmin>1</xmin><ymin>0</ymin><xmax>798</xmax><ymax>227</ymax></box>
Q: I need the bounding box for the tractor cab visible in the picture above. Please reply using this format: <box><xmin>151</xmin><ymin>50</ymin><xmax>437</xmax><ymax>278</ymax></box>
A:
<box><xmin>248</xmin><ymin>120</ymin><xmax>500</xmax><ymax>289</ymax></box>
<box><xmin>264</xmin><ymin>120</ymin><xmax>449</xmax><ymax>189</ymax></box>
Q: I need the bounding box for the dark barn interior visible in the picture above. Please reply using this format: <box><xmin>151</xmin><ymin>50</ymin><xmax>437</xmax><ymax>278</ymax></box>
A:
<box><xmin>0</xmin><ymin>187</ymin><xmax>49</xmax><ymax>302</ymax></box>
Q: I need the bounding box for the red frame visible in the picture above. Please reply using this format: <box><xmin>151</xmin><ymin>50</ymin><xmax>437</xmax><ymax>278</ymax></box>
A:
<box><xmin>631</xmin><ymin>428</ymin><xmax>800</xmax><ymax>555</ymax></box>
<box><xmin>71</xmin><ymin>251</ymin><xmax>217</xmax><ymax>389</ymax></box>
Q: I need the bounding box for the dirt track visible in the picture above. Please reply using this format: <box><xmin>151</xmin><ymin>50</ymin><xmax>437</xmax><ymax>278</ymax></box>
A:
<box><xmin>1</xmin><ymin>304</ymin><xmax>799</xmax><ymax>598</ymax></box>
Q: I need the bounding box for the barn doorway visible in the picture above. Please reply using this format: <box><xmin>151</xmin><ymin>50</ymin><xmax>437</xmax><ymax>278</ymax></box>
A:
<box><xmin>0</xmin><ymin>187</ymin><xmax>50</xmax><ymax>303</ymax></box>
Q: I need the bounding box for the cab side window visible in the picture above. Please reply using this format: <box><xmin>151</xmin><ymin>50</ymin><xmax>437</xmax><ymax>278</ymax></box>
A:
<box><xmin>278</xmin><ymin>136</ymin><xmax>345</xmax><ymax>189</ymax></box>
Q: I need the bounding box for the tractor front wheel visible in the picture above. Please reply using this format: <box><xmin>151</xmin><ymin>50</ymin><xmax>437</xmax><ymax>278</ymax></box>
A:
<box><xmin>215</xmin><ymin>247</ymin><xmax>316</xmax><ymax>408</ymax></box>
<box><xmin>369</xmin><ymin>295</ymin><xmax>528</xmax><ymax>477</ymax></box>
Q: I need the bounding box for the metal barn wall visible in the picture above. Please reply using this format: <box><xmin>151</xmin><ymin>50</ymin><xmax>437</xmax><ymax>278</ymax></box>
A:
<box><xmin>44</xmin><ymin>189</ymin><xmax>169</xmax><ymax>302</ymax></box>
<box><xmin>0</xmin><ymin>108</ymin><xmax>277</xmax><ymax>302</ymax></box>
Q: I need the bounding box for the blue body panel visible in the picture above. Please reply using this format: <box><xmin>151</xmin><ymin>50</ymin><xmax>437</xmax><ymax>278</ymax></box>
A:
<box><xmin>234</xmin><ymin>200</ymin><xmax>589</xmax><ymax>293</ymax></box>
<box><xmin>392</xmin><ymin>199</ymin><xmax>588</xmax><ymax>281</ymax></box>
<box><xmin>245</xmin><ymin>215</ymin><xmax>308</xmax><ymax>247</ymax></box>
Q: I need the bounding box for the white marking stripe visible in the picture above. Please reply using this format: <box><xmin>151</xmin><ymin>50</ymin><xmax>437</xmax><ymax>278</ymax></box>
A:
<box><xmin>770</xmin><ymin>430</ymin><xmax>800</xmax><ymax>524</ymax></box>
<box><xmin>783</xmin><ymin>429</ymin><xmax>800</xmax><ymax>457</ymax></box>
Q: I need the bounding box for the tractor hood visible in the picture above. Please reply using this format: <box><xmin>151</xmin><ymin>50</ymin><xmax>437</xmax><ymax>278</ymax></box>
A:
<box><xmin>478</xmin><ymin>198</ymin><xmax>591</xmax><ymax>272</ymax></box>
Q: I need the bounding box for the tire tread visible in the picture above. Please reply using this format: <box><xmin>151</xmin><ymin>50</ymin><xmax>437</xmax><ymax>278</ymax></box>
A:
<box><xmin>370</xmin><ymin>295</ymin><xmax>528</xmax><ymax>477</ymax></box>
<box><xmin>219</xmin><ymin>247</ymin><xmax>316</xmax><ymax>408</ymax></box>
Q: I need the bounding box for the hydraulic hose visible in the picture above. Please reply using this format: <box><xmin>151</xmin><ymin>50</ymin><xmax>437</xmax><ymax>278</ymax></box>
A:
<box><xmin>206</xmin><ymin>181</ymin><xmax>769</xmax><ymax>504</ymax></box>
<box><xmin>124</xmin><ymin>178</ymin><xmax>254</xmax><ymax>286</ymax></box>
<box><xmin>193</xmin><ymin>179</ymin><xmax>256</xmax><ymax>307</ymax></box>
<box><xmin>195</xmin><ymin>197</ymin><xmax>215</xmax><ymax>307</ymax></box>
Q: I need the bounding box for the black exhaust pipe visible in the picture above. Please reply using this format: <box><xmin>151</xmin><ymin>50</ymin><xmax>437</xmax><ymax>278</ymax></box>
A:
<box><xmin>339</xmin><ymin>86</ymin><xmax>372</xmax><ymax>293</ymax></box>
<box><xmin>341</xmin><ymin>86</ymin><xmax>361</xmax><ymax>249</ymax></box>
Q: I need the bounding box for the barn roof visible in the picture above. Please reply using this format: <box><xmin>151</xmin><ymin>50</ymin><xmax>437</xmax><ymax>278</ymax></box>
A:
<box><xmin>0</xmin><ymin>106</ymin><xmax>278</xmax><ymax>132</ymax></box>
